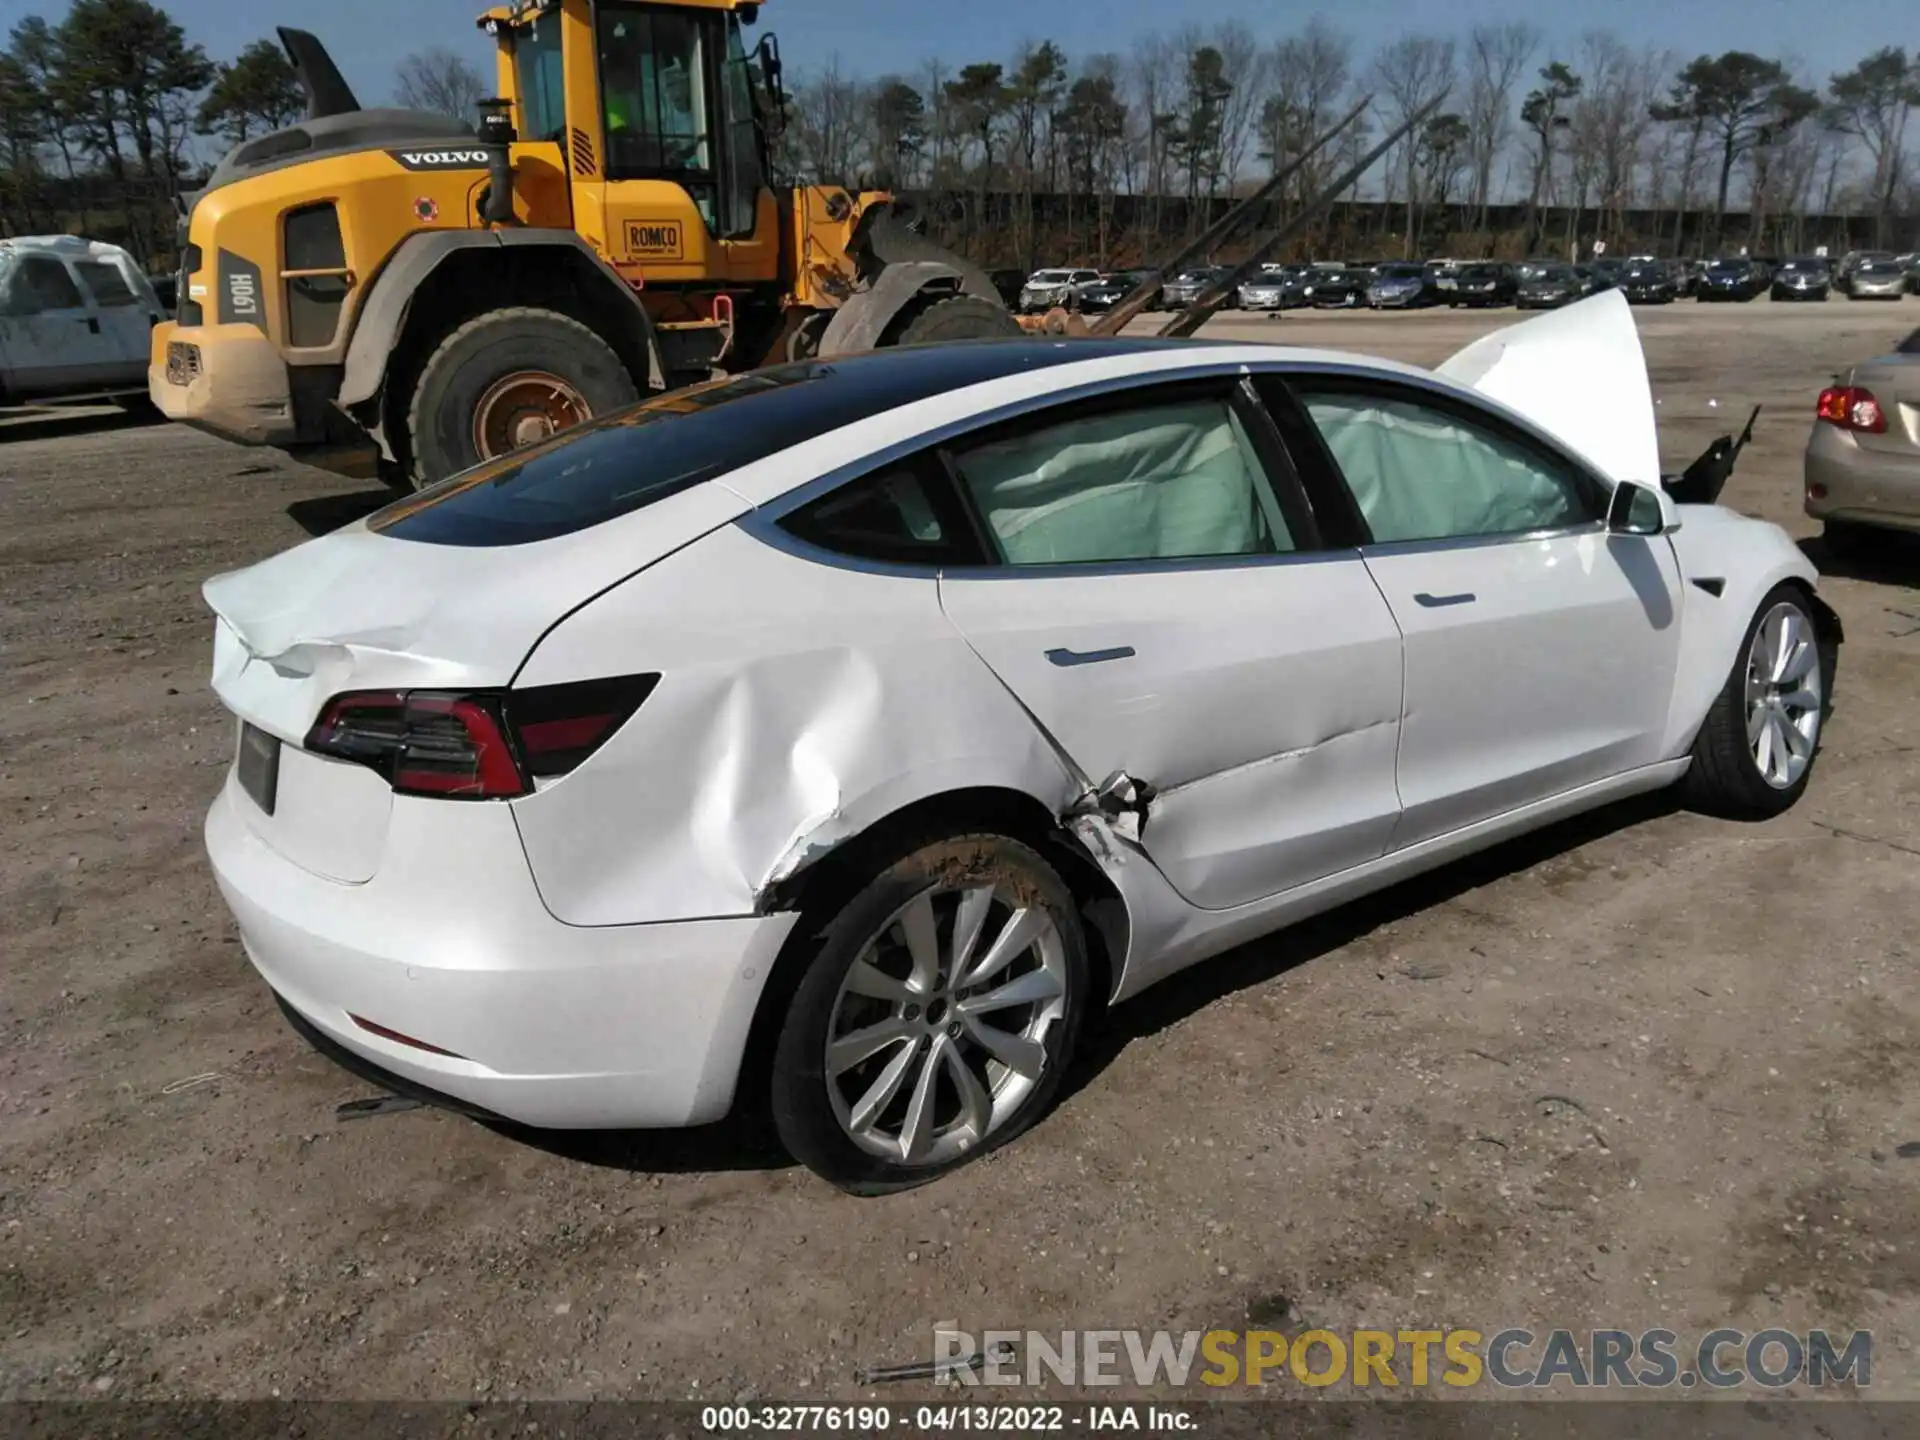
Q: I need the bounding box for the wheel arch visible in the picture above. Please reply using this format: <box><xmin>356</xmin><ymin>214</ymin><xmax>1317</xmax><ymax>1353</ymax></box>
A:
<box><xmin>731</xmin><ymin>784</ymin><xmax>1129</xmax><ymax>1125</ymax></box>
<box><xmin>338</xmin><ymin>230</ymin><xmax>666</xmax><ymax>461</ymax></box>
<box><xmin>814</xmin><ymin>259</ymin><xmax>1002</xmax><ymax>357</ymax></box>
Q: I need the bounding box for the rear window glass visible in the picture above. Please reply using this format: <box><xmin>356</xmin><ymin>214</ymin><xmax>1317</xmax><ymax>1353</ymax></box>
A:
<box><xmin>369</xmin><ymin>343</ymin><xmax>1112</xmax><ymax>547</ymax></box>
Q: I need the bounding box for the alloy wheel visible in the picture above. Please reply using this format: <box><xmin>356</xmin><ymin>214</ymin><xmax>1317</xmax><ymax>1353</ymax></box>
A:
<box><xmin>1744</xmin><ymin>600</ymin><xmax>1823</xmax><ymax>789</ymax></box>
<box><xmin>824</xmin><ymin>884</ymin><xmax>1069</xmax><ymax>1167</ymax></box>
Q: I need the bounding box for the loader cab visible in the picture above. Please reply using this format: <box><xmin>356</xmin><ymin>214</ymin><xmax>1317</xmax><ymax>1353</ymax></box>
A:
<box><xmin>488</xmin><ymin>0</ymin><xmax>782</xmax><ymax>286</ymax></box>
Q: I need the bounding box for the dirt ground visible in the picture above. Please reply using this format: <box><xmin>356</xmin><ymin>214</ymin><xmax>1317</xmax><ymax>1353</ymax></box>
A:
<box><xmin>3</xmin><ymin>300</ymin><xmax>1918</xmax><ymax>1408</ymax></box>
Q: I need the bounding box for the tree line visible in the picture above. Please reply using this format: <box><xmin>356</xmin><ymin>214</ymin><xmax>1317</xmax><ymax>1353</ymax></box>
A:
<box><xmin>0</xmin><ymin>2</ymin><xmax>1909</xmax><ymax>276</ymax></box>
<box><xmin>777</xmin><ymin>23</ymin><xmax>1920</xmax><ymax>269</ymax></box>
<box><xmin>0</xmin><ymin>0</ymin><xmax>487</xmax><ymax>265</ymax></box>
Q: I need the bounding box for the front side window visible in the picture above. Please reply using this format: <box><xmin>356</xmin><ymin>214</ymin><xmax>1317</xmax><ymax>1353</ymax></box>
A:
<box><xmin>4</xmin><ymin>255</ymin><xmax>84</xmax><ymax>315</ymax></box>
<box><xmin>513</xmin><ymin>17</ymin><xmax>566</xmax><ymax>143</ymax></box>
<box><xmin>950</xmin><ymin>396</ymin><xmax>1294</xmax><ymax>566</ymax></box>
<box><xmin>1294</xmin><ymin>385</ymin><xmax>1597</xmax><ymax>545</ymax></box>
<box><xmin>598</xmin><ymin>6</ymin><xmax>712</xmax><ymax>178</ymax></box>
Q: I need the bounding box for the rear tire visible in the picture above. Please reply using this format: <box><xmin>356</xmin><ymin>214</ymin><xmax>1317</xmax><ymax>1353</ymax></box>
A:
<box><xmin>404</xmin><ymin>307</ymin><xmax>640</xmax><ymax>490</ymax></box>
<box><xmin>770</xmin><ymin>832</ymin><xmax>1089</xmax><ymax>1194</ymax></box>
<box><xmin>891</xmin><ymin>294</ymin><xmax>1024</xmax><ymax>347</ymax></box>
<box><xmin>1680</xmin><ymin>584</ymin><xmax>1835</xmax><ymax>821</ymax></box>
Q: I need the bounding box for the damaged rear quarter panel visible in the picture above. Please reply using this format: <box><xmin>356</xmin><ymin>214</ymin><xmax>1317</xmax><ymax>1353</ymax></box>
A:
<box><xmin>506</xmin><ymin>525</ymin><xmax>1086</xmax><ymax>926</ymax></box>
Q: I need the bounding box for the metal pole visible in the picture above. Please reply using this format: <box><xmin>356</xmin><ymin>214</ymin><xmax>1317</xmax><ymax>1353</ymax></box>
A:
<box><xmin>1155</xmin><ymin>91</ymin><xmax>1453</xmax><ymax>339</ymax></box>
<box><xmin>1087</xmin><ymin>95</ymin><xmax>1374</xmax><ymax>337</ymax></box>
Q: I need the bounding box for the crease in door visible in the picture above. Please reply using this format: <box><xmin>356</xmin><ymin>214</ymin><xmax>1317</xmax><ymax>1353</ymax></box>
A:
<box><xmin>1358</xmin><ymin>552</ymin><xmax>1414</xmax><ymax>851</ymax></box>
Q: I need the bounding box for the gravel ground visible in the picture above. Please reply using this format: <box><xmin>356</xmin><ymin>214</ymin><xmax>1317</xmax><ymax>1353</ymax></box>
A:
<box><xmin>2</xmin><ymin>300</ymin><xmax>1918</xmax><ymax>1407</ymax></box>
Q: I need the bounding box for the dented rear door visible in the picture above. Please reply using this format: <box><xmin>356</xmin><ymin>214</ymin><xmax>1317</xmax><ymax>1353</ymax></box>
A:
<box><xmin>936</xmin><ymin>381</ymin><xmax>1404</xmax><ymax>912</ymax></box>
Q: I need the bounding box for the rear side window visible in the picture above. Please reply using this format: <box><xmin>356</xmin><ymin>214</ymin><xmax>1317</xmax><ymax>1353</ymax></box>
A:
<box><xmin>75</xmin><ymin>260</ymin><xmax>139</xmax><ymax>308</ymax></box>
<box><xmin>779</xmin><ymin>464</ymin><xmax>968</xmax><ymax>566</ymax></box>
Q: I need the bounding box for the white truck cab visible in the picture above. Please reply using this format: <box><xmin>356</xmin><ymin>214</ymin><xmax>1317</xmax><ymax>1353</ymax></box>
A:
<box><xmin>0</xmin><ymin>236</ymin><xmax>168</xmax><ymax>404</ymax></box>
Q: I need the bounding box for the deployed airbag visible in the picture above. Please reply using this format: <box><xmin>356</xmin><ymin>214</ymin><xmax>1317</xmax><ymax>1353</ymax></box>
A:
<box><xmin>1304</xmin><ymin>394</ymin><xmax>1586</xmax><ymax>543</ymax></box>
<box><xmin>953</xmin><ymin>400</ymin><xmax>1287</xmax><ymax>563</ymax></box>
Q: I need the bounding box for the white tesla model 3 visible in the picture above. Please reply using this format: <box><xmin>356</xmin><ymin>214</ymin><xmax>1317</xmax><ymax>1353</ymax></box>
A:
<box><xmin>202</xmin><ymin>293</ymin><xmax>1839</xmax><ymax>1192</ymax></box>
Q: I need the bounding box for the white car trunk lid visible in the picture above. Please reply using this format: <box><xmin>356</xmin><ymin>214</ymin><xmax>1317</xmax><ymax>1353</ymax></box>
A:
<box><xmin>204</xmin><ymin>483</ymin><xmax>749</xmax><ymax>882</ymax></box>
<box><xmin>1437</xmin><ymin>289</ymin><xmax>1660</xmax><ymax>487</ymax></box>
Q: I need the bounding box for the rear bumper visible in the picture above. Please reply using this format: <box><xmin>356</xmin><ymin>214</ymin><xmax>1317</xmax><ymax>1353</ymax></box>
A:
<box><xmin>1804</xmin><ymin>423</ymin><xmax>1920</xmax><ymax>532</ymax></box>
<box><xmin>149</xmin><ymin>319</ymin><xmax>298</xmax><ymax>446</ymax></box>
<box><xmin>205</xmin><ymin>772</ymin><xmax>800</xmax><ymax>1128</ymax></box>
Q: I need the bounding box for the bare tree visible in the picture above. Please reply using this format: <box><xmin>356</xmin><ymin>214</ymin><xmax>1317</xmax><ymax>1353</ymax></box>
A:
<box><xmin>920</xmin><ymin>57</ymin><xmax>953</xmax><ymax>188</ymax></box>
<box><xmin>1566</xmin><ymin>34</ymin><xmax>1662</xmax><ymax>249</ymax></box>
<box><xmin>1464</xmin><ymin>23</ymin><xmax>1538</xmax><ymax>233</ymax></box>
<box><xmin>1127</xmin><ymin>34</ymin><xmax>1181</xmax><ymax>246</ymax></box>
<box><xmin>785</xmin><ymin>57</ymin><xmax>870</xmax><ymax>185</ymax></box>
<box><xmin>394</xmin><ymin>48</ymin><xmax>487</xmax><ymax>122</ymax></box>
<box><xmin>1006</xmin><ymin>40</ymin><xmax>1066</xmax><ymax>268</ymax></box>
<box><xmin>1210</xmin><ymin>20</ymin><xmax>1267</xmax><ymax>191</ymax></box>
<box><xmin>1263</xmin><ymin>18</ymin><xmax>1357</xmax><ymax>242</ymax></box>
<box><xmin>1826</xmin><ymin>48</ymin><xmax>1918</xmax><ymax>249</ymax></box>
<box><xmin>1372</xmin><ymin>35</ymin><xmax>1456</xmax><ymax>256</ymax></box>
<box><xmin>1522</xmin><ymin>61</ymin><xmax>1581</xmax><ymax>252</ymax></box>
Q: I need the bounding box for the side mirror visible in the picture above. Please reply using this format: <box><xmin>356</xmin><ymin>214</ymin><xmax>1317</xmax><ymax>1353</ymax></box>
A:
<box><xmin>1607</xmin><ymin>480</ymin><xmax>1667</xmax><ymax>537</ymax></box>
<box><xmin>755</xmin><ymin>34</ymin><xmax>787</xmax><ymax>116</ymax></box>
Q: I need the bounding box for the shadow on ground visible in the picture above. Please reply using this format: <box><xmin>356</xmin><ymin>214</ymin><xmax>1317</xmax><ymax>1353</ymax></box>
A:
<box><xmin>478</xmin><ymin>789</ymin><xmax>1685</xmax><ymax>1180</ymax></box>
<box><xmin>1062</xmin><ymin>788</ymin><xmax>1683</xmax><ymax>1100</ymax></box>
<box><xmin>287</xmin><ymin>488</ymin><xmax>395</xmax><ymax>536</ymax></box>
<box><xmin>0</xmin><ymin>405</ymin><xmax>153</xmax><ymax>445</ymax></box>
<box><xmin>1800</xmin><ymin>531</ymin><xmax>1920</xmax><ymax>589</ymax></box>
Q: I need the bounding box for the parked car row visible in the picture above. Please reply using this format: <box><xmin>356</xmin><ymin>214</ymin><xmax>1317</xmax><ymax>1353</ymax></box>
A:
<box><xmin>1004</xmin><ymin>247</ymin><xmax>1914</xmax><ymax>323</ymax></box>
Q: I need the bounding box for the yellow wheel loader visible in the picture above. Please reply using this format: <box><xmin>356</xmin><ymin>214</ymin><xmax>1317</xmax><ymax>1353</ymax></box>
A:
<box><xmin>148</xmin><ymin>0</ymin><xmax>1023</xmax><ymax>488</ymax></box>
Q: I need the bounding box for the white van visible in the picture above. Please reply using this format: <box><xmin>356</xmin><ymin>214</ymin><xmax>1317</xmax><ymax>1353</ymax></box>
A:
<box><xmin>0</xmin><ymin>236</ymin><xmax>168</xmax><ymax>405</ymax></box>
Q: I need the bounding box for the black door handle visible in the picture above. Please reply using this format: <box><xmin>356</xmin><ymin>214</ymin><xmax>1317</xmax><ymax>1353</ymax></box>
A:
<box><xmin>83</xmin><ymin>316</ymin><xmax>100</xmax><ymax>333</ymax></box>
<box><xmin>1413</xmin><ymin>591</ymin><xmax>1476</xmax><ymax>608</ymax></box>
<box><xmin>1046</xmin><ymin>645</ymin><xmax>1137</xmax><ymax>667</ymax></box>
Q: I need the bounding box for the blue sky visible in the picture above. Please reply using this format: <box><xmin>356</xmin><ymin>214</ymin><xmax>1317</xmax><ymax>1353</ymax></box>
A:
<box><xmin>0</xmin><ymin>0</ymin><xmax>1859</xmax><ymax>109</ymax></box>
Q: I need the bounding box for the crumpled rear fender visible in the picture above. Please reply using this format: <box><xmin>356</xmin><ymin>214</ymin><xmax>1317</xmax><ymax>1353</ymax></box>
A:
<box><xmin>508</xmin><ymin>522</ymin><xmax>1090</xmax><ymax>927</ymax></box>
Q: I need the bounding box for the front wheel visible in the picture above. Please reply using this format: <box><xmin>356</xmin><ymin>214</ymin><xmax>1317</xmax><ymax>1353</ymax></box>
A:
<box><xmin>403</xmin><ymin>307</ymin><xmax>640</xmax><ymax>490</ymax></box>
<box><xmin>1680</xmin><ymin>586</ymin><xmax>1835</xmax><ymax>820</ymax></box>
<box><xmin>892</xmin><ymin>294</ymin><xmax>1024</xmax><ymax>347</ymax></box>
<box><xmin>770</xmin><ymin>833</ymin><xmax>1090</xmax><ymax>1194</ymax></box>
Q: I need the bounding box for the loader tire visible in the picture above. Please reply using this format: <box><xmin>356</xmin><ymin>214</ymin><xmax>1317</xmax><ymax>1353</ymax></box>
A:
<box><xmin>405</xmin><ymin>308</ymin><xmax>639</xmax><ymax>490</ymax></box>
<box><xmin>891</xmin><ymin>294</ymin><xmax>1023</xmax><ymax>348</ymax></box>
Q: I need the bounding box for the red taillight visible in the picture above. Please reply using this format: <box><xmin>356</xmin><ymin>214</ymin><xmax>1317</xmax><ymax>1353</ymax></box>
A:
<box><xmin>508</xmin><ymin>674</ymin><xmax>660</xmax><ymax>779</ymax></box>
<box><xmin>1816</xmin><ymin>385</ymin><xmax>1886</xmax><ymax>434</ymax></box>
<box><xmin>305</xmin><ymin>675</ymin><xmax>657</xmax><ymax>799</ymax></box>
<box><xmin>307</xmin><ymin>690</ymin><xmax>526</xmax><ymax>798</ymax></box>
